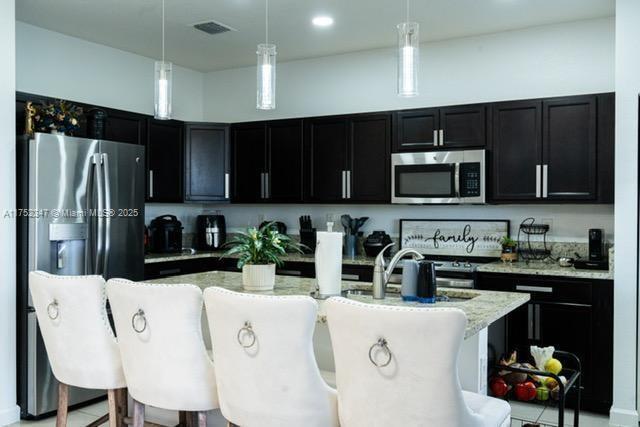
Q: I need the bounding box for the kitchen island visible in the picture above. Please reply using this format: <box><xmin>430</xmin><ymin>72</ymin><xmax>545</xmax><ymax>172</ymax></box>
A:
<box><xmin>147</xmin><ymin>270</ymin><xmax>529</xmax><ymax>394</ymax></box>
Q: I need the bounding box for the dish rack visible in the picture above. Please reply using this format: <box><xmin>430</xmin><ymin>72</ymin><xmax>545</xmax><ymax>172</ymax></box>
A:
<box><xmin>517</xmin><ymin>217</ymin><xmax>551</xmax><ymax>261</ymax></box>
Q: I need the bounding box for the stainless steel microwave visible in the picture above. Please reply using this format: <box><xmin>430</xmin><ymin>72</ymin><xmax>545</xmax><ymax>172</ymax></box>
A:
<box><xmin>391</xmin><ymin>150</ymin><xmax>486</xmax><ymax>204</ymax></box>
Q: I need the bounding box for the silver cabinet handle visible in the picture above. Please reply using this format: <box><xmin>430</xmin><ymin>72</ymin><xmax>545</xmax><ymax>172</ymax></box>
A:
<box><xmin>535</xmin><ymin>165</ymin><xmax>541</xmax><ymax>198</ymax></box>
<box><xmin>149</xmin><ymin>169</ymin><xmax>154</xmax><ymax>199</ymax></box>
<box><xmin>341</xmin><ymin>170</ymin><xmax>346</xmax><ymax>199</ymax></box>
<box><xmin>265</xmin><ymin>172</ymin><xmax>270</xmax><ymax>199</ymax></box>
<box><xmin>224</xmin><ymin>173</ymin><xmax>230</xmax><ymax>199</ymax></box>
<box><xmin>534</xmin><ymin>304</ymin><xmax>541</xmax><ymax>340</ymax></box>
<box><xmin>527</xmin><ymin>304</ymin><xmax>534</xmax><ymax>340</ymax></box>
<box><xmin>454</xmin><ymin>163</ymin><xmax>460</xmax><ymax>198</ymax></box>
<box><xmin>439</xmin><ymin>129</ymin><xmax>444</xmax><ymax>146</ymax></box>
<box><xmin>516</xmin><ymin>285</ymin><xmax>553</xmax><ymax>293</ymax></box>
<box><xmin>433</xmin><ymin>130</ymin><xmax>438</xmax><ymax>147</ymax></box>
<box><xmin>542</xmin><ymin>164</ymin><xmax>548</xmax><ymax>198</ymax></box>
<box><xmin>346</xmin><ymin>170</ymin><xmax>351</xmax><ymax>199</ymax></box>
<box><xmin>260</xmin><ymin>173</ymin><xmax>265</xmax><ymax>199</ymax></box>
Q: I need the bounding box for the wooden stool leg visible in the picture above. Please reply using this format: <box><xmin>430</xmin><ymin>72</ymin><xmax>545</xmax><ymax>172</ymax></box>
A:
<box><xmin>56</xmin><ymin>383</ymin><xmax>68</xmax><ymax>427</ymax></box>
<box><xmin>108</xmin><ymin>389</ymin><xmax>118</xmax><ymax>427</ymax></box>
<box><xmin>132</xmin><ymin>399</ymin><xmax>145</xmax><ymax>427</ymax></box>
<box><xmin>116</xmin><ymin>388</ymin><xmax>128</xmax><ymax>427</ymax></box>
<box><xmin>197</xmin><ymin>412</ymin><xmax>206</xmax><ymax>427</ymax></box>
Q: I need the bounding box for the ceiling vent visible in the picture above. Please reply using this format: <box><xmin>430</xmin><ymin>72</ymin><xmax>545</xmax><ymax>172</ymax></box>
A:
<box><xmin>192</xmin><ymin>20</ymin><xmax>236</xmax><ymax>35</ymax></box>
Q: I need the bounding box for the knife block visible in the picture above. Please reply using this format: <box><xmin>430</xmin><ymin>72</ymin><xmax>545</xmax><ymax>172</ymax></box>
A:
<box><xmin>299</xmin><ymin>229</ymin><xmax>316</xmax><ymax>254</ymax></box>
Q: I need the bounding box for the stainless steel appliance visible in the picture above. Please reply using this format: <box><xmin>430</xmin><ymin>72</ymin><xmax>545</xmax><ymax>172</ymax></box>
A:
<box><xmin>17</xmin><ymin>133</ymin><xmax>145</xmax><ymax>418</ymax></box>
<box><xmin>196</xmin><ymin>214</ymin><xmax>226</xmax><ymax>250</ymax></box>
<box><xmin>391</xmin><ymin>149</ymin><xmax>486</xmax><ymax>204</ymax></box>
<box><xmin>148</xmin><ymin>215</ymin><xmax>183</xmax><ymax>253</ymax></box>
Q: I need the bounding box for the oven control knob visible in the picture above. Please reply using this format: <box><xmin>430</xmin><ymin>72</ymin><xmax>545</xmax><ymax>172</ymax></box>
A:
<box><xmin>464</xmin><ymin>262</ymin><xmax>473</xmax><ymax>268</ymax></box>
<box><xmin>452</xmin><ymin>260</ymin><xmax>461</xmax><ymax>267</ymax></box>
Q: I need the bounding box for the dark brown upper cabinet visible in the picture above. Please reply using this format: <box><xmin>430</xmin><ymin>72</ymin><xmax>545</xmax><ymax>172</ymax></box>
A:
<box><xmin>184</xmin><ymin>123</ymin><xmax>230</xmax><ymax>202</ymax></box>
<box><xmin>349</xmin><ymin>114</ymin><xmax>391</xmax><ymax>202</ymax></box>
<box><xmin>146</xmin><ymin>119</ymin><xmax>184</xmax><ymax>203</ymax></box>
<box><xmin>491</xmin><ymin>100</ymin><xmax>543</xmax><ymax>201</ymax></box>
<box><xmin>266</xmin><ymin>119</ymin><xmax>304</xmax><ymax>202</ymax></box>
<box><xmin>394</xmin><ymin>104</ymin><xmax>486</xmax><ymax>152</ymax></box>
<box><xmin>305</xmin><ymin>117</ymin><xmax>349</xmax><ymax>202</ymax></box>
<box><xmin>104</xmin><ymin>110</ymin><xmax>147</xmax><ymax>145</ymax></box>
<box><xmin>543</xmin><ymin>96</ymin><xmax>597</xmax><ymax>201</ymax></box>
<box><xmin>393</xmin><ymin>108</ymin><xmax>439</xmax><ymax>151</ymax></box>
<box><xmin>491</xmin><ymin>94</ymin><xmax>612</xmax><ymax>203</ymax></box>
<box><xmin>231</xmin><ymin>122</ymin><xmax>266</xmax><ymax>203</ymax></box>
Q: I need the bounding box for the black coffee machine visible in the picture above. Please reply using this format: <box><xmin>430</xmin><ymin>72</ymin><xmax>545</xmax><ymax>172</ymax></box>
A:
<box><xmin>196</xmin><ymin>215</ymin><xmax>226</xmax><ymax>250</ymax></box>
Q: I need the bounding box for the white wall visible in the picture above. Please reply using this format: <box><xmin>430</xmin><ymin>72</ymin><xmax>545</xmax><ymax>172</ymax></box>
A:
<box><xmin>0</xmin><ymin>1</ymin><xmax>20</xmax><ymax>425</ymax></box>
<box><xmin>146</xmin><ymin>203</ymin><xmax>614</xmax><ymax>243</ymax></box>
<box><xmin>203</xmin><ymin>17</ymin><xmax>614</xmax><ymax>122</ymax></box>
<box><xmin>16</xmin><ymin>22</ymin><xmax>205</xmax><ymax>121</ymax></box>
<box><xmin>612</xmin><ymin>1</ymin><xmax>640</xmax><ymax>425</ymax></box>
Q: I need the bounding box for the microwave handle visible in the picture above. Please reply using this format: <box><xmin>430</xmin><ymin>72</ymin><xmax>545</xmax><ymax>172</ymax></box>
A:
<box><xmin>454</xmin><ymin>163</ymin><xmax>461</xmax><ymax>198</ymax></box>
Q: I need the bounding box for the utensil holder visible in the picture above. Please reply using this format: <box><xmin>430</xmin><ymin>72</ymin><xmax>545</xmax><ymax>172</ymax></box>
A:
<box><xmin>344</xmin><ymin>235</ymin><xmax>357</xmax><ymax>257</ymax></box>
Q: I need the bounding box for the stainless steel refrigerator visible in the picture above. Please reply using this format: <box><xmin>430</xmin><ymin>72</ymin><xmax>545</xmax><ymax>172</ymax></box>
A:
<box><xmin>17</xmin><ymin>133</ymin><xmax>145</xmax><ymax>418</ymax></box>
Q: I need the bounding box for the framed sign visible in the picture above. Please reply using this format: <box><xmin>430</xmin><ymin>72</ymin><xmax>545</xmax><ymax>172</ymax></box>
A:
<box><xmin>399</xmin><ymin>219</ymin><xmax>510</xmax><ymax>258</ymax></box>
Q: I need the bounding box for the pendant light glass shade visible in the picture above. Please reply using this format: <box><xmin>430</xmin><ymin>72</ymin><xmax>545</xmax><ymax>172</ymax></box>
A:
<box><xmin>397</xmin><ymin>22</ymin><xmax>419</xmax><ymax>97</ymax></box>
<box><xmin>154</xmin><ymin>60</ymin><xmax>172</xmax><ymax>120</ymax></box>
<box><xmin>256</xmin><ymin>43</ymin><xmax>276</xmax><ymax>110</ymax></box>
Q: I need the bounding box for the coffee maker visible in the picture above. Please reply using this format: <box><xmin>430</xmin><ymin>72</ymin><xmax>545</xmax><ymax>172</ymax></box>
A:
<box><xmin>196</xmin><ymin>215</ymin><xmax>226</xmax><ymax>250</ymax></box>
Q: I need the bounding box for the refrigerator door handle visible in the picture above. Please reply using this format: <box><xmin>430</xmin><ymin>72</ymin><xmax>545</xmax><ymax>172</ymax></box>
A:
<box><xmin>85</xmin><ymin>161</ymin><xmax>95</xmax><ymax>275</ymax></box>
<box><xmin>102</xmin><ymin>153</ymin><xmax>112</xmax><ymax>278</ymax></box>
<box><xmin>93</xmin><ymin>154</ymin><xmax>105</xmax><ymax>275</ymax></box>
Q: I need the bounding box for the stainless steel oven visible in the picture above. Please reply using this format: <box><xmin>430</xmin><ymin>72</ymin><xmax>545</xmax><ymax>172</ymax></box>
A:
<box><xmin>391</xmin><ymin>149</ymin><xmax>486</xmax><ymax>204</ymax></box>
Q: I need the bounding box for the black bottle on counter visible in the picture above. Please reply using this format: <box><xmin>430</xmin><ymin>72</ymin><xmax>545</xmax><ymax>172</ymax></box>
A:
<box><xmin>416</xmin><ymin>260</ymin><xmax>437</xmax><ymax>304</ymax></box>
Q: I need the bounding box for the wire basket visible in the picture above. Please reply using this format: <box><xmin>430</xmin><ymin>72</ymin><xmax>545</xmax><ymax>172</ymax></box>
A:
<box><xmin>518</xmin><ymin>218</ymin><xmax>551</xmax><ymax>261</ymax></box>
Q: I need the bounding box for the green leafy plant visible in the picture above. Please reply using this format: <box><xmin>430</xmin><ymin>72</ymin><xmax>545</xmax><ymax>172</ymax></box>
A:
<box><xmin>500</xmin><ymin>236</ymin><xmax>518</xmax><ymax>248</ymax></box>
<box><xmin>224</xmin><ymin>222</ymin><xmax>305</xmax><ymax>269</ymax></box>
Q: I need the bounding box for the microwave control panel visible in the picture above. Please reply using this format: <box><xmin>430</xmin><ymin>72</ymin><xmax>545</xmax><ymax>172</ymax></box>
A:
<box><xmin>459</xmin><ymin>163</ymin><xmax>481</xmax><ymax>197</ymax></box>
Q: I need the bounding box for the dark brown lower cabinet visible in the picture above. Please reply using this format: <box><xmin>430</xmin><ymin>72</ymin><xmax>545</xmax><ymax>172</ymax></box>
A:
<box><xmin>477</xmin><ymin>273</ymin><xmax>613</xmax><ymax>414</ymax></box>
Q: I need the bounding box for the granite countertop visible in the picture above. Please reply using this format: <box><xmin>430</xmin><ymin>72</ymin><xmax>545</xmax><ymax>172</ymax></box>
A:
<box><xmin>145</xmin><ymin>250</ymin><xmax>376</xmax><ymax>266</ymax></box>
<box><xmin>145</xmin><ymin>270</ymin><xmax>530</xmax><ymax>339</ymax></box>
<box><xmin>477</xmin><ymin>260</ymin><xmax>613</xmax><ymax>281</ymax></box>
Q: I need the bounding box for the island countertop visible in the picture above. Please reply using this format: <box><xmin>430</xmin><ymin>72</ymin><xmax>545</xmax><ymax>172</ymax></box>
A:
<box><xmin>145</xmin><ymin>270</ymin><xmax>530</xmax><ymax>339</ymax></box>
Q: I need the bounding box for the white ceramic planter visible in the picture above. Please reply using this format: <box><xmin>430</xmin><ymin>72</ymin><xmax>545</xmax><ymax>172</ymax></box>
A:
<box><xmin>242</xmin><ymin>264</ymin><xmax>276</xmax><ymax>291</ymax></box>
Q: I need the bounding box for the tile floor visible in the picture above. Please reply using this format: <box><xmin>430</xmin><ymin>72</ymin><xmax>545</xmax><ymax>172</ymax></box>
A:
<box><xmin>10</xmin><ymin>400</ymin><xmax>611</xmax><ymax>427</ymax></box>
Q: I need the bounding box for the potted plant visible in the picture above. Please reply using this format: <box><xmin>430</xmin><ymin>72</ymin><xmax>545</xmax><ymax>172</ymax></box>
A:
<box><xmin>33</xmin><ymin>100</ymin><xmax>83</xmax><ymax>135</ymax></box>
<box><xmin>224</xmin><ymin>222</ymin><xmax>304</xmax><ymax>291</ymax></box>
<box><xmin>500</xmin><ymin>236</ymin><xmax>518</xmax><ymax>263</ymax></box>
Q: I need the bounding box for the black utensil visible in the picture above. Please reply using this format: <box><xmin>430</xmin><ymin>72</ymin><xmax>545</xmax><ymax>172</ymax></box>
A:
<box><xmin>341</xmin><ymin>215</ymin><xmax>352</xmax><ymax>234</ymax></box>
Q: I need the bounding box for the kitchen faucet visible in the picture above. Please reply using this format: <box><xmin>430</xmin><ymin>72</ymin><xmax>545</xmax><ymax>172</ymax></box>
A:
<box><xmin>372</xmin><ymin>243</ymin><xmax>424</xmax><ymax>299</ymax></box>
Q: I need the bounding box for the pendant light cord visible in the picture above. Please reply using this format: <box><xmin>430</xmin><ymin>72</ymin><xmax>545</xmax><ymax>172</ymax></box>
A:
<box><xmin>162</xmin><ymin>0</ymin><xmax>165</xmax><ymax>63</ymax></box>
<box><xmin>265</xmin><ymin>0</ymin><xmax>269</xmax><ymax>44</ymax></box>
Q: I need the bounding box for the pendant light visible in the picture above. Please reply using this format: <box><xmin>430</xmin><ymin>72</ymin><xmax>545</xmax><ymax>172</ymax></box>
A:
<box><xmin>397</xmin><ymin>0</ymin><xmax>419</xmax><ymax>97</ymax></box>
<box><xmin>154</xmin><ymin>0</ymin><xmax>172</xmax><ymax>119</ymax></box>
<box><xmin>256</xmin><ymin>0</ymin><xmax>276</xmax><ymax>110</ymax></box>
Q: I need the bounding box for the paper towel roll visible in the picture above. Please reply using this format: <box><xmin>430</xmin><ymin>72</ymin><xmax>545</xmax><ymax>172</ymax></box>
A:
<box><xmin>315</xmin><ymin>231</ymin><xmax>342</xmax><ymax>296</ymax></box>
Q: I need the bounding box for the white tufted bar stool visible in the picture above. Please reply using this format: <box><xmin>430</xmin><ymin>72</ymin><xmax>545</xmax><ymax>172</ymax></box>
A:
<box><xmin>106</xmin><ymin>279</ymin><xmax>218</xmax><ymax>427</ymax></box>
<box><xmin>28</xmin><ymin>271</ymin><xmax>128</xmax><ymax>427</ymax></box>
<box><xmin>203</xmin><ymin>287</ymin><xmax>339</xmax><ymax>427</ymax></box>
<box><xmin>326</xmin><ymin>297</ymin><xmax>511</xmax><ymax>427</ymax></box>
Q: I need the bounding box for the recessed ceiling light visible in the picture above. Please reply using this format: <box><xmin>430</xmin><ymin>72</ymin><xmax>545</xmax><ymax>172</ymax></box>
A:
<box><xmin>312</xmin><ymin>16</ymin><xmax>334</xmax><ymax>27</ymax></box>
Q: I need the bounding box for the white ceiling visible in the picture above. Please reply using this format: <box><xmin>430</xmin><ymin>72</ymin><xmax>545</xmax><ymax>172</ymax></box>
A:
<box><xmin>16</xmin><ymin>0</ymin><xmax>614</xmax><ymax>72</ymax></box>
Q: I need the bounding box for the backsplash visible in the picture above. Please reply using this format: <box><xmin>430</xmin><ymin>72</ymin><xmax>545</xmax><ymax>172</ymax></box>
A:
<box><xmin>146</xmin><ymin>203</ymin><xmax>614</xmax><ymax>244</ymax></box>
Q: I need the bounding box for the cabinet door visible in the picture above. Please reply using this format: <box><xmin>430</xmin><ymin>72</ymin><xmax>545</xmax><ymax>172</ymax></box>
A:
<box><xmin>393</xmin><ymin>109</ymin><xmax>439</xmax><ymax>152</ymax></box>
<box><xmin>266</xmin><ymin>120</ymin><xmax>304</xmax><ymax>202</ymax></box>
<box><xmin>306</xmin><ymin>117</ymin><xmax>349</xmax><ymax>202</ymax></box>
<box><xmin>439</xmin><ymin>104</ymin><xmax>487</xmax><ymax>148</ymax></box>
<box><xmin>104</xmin><ymin>111</ymin><xmax>147</xmax><ymax>145</ymax></box>
<box><xmin>231</xmin><ymin>123</ymin><xmax>266</xmax><ymax>203</ymax></box>
<box><xmin>349</xmin><ymin>114</ymin><xmax>391</xmax><ymax>202</ymax></box>
<box><xmin>491</xmin><ymin>100</ymin><xmax>542</xmax><ymax>201</ymax></box>
<box><xmin>596</xmin><ymin>93</ymin><xmax>614</xmax><ymax>203</ymax></box>
<box><xmin>184</xmin><ymin>123</ymin><xmax>229</xmax><ymax>202</ymax></box>
<box><xmin>146</xmin><ymin>119</ymin><xmax>184</xmax><ymax>203</ymax></box>
<box><xmin>543</xmin><ymin>96</ymin><xmax>597</xmax><ymax>200</ymax></box>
